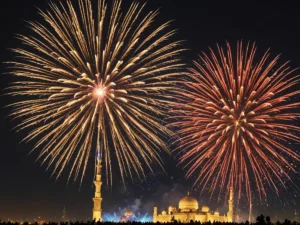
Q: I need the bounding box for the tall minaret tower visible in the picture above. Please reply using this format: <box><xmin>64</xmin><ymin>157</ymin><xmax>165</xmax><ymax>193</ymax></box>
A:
<box><xmin>227</xmin><ymin>187</ymin><xmax>234</xmax><ymax>222</ymax></box>
<box><xmin>153</xmin><ymin>207</ymin><xmax>158</xmax><ymax>223</ymax></box>
<box><xmin>93</xmin><ymin>159</ymin><xmax>103</xmax><ymax>221</ymax></box>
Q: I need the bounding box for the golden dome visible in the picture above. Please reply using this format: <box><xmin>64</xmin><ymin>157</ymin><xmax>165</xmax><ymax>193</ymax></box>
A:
<box><xmin>201</xmin><ymin>206</ymin><xmax>210</xmax><ymax>213</ymax></box>
<box><xmin>162</xmin><ymin>210</ymin><xmax>167</xmax><ymax>215</ymax></box>
<box><xmin>178</xmin><ymin>192</ymin><xmax>199</xmax><ymax>211</ymax></box>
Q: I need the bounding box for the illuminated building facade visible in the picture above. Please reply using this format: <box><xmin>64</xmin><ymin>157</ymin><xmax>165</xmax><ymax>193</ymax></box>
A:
<box><xmin>153</xmin><ymin>189</ymin><xmax>233</xmax><ymax>223</ymax></box>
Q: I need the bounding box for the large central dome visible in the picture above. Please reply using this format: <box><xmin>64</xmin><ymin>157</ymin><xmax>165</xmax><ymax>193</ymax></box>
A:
<box><xmin>178</xmin><ymin>192</ymin><xmax>199</xmax><ymax>211</ymax></box>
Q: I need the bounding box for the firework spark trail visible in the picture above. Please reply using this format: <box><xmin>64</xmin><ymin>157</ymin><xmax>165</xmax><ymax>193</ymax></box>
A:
<box><xmin>170</xmin><ymin>42</ymin><xmax>300</xmax><ymax>202</ymax></box>
<box><xmin>6</xmin><ymin>0</ymin><xmax>185</xmax><ymax>185</ymax></box>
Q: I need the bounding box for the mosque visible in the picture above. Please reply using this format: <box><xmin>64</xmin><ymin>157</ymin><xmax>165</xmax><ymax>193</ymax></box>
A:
<box><xmin>153</xmin><ymin>189</ymin><xmax>233</xmax><ymax>223</ymax></box>
<box><xmin>91</xmin><ymin>159</ymin><xmax>234</xmax><ymax>223</ymax></box>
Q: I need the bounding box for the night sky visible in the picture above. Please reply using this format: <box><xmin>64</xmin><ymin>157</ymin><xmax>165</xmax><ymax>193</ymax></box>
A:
<box><xmin>1</xmin><ymin>0</ymin><xmax>300</xmax><ymax>223</ymax></box>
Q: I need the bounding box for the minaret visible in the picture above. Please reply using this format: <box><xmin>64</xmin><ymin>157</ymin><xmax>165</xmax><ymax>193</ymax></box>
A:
<box><xmin>153</xmin><ymin>207</ymin><xmax>158</xmax><ymax>223</ymax></box>
<box><xmin>227</xmin><ymin>187</ymin><xmax>233</xmax><ymax>222</ymax></box>
<box><xmin>93</xmin><ymin>159</ymin><xmax>103</xmax><ymax>221</ymax></box>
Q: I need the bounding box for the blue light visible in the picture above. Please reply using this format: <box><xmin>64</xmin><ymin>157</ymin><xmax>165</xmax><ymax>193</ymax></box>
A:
<box><xmin>103</xmin><ymin>208</ymin><xmax>152</xmax><ymax>222</ymax></box>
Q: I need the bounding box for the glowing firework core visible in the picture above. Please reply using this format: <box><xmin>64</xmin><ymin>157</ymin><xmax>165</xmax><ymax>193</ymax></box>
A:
<box><xmin>94</xmin><ymin>86</ymin><xmax>107</xmax><ymax>104</ymax></box>
<box><xmin>95</xmin><ymin>86</ymin><xmax>106</xmax><ymax>98</ymax></box>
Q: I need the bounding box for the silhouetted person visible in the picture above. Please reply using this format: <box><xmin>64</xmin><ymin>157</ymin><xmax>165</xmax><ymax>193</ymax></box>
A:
<box><xmin>257</xmin><ymin>214</ymin><xmax>266</xmax><ymax>225</ymax></box>
<box><xmin>266</xmin><ymin>216</ymin><xmax>271</xmax><ymax>224</ymax></box>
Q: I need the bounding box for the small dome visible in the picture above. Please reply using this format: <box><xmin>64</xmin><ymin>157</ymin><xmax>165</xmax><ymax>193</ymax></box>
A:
<box><xmin>179</xmin><ymin>192</ymin><xmax>199</xmax><ymax>211</ymax></box>
<box><xmin>201</xmin><ymin>206</ymin><xmax>210</xmax><ymax>213</ymax></box>
<box><xmin>168</xmin><ymin>206</ymin><xmax>176</xmax><ymax>214</ymax></box>
<box><xmin>162</xmin><ymin>210</ymin><xmax>167</xmax><ymax>215</ymax></box>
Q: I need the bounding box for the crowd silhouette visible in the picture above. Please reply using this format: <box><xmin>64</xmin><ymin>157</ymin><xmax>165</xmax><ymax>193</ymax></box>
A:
<box><xmin>0</xmin><ymin>215</ymin><xmax>299</xmax><ymax>225</ymax></box>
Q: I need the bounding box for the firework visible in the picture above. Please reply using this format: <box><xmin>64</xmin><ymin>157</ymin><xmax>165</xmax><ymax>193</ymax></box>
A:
<box><xmin>7</xmin><ymin>0</ymin><xmax>184</xmax><ymax>184</ymax></box>
<box><xmin>170</xmin><ymin>42</ymin><xmax>300</xmax><ymax>201</ymax></box>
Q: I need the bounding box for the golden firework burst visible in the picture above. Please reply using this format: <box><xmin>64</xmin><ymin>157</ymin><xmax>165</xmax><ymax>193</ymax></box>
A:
<box><xmin>7</xmin><ymin>0</ymin><xmax>185</xmax><ymax>185</ymax></box>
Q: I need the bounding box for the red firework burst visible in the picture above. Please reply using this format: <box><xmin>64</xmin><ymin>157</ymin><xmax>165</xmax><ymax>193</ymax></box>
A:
<box><xmin>171</xmin><ymin>42</ymin><xmax>300</xmax><ymax>201</ymax></box>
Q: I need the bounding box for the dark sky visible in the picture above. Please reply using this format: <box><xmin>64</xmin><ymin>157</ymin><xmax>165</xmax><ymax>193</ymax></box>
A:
<box><xmin>1</xmin><ymin>0</ymin><xmax>300</xmax><ymax>223</ymax></box>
